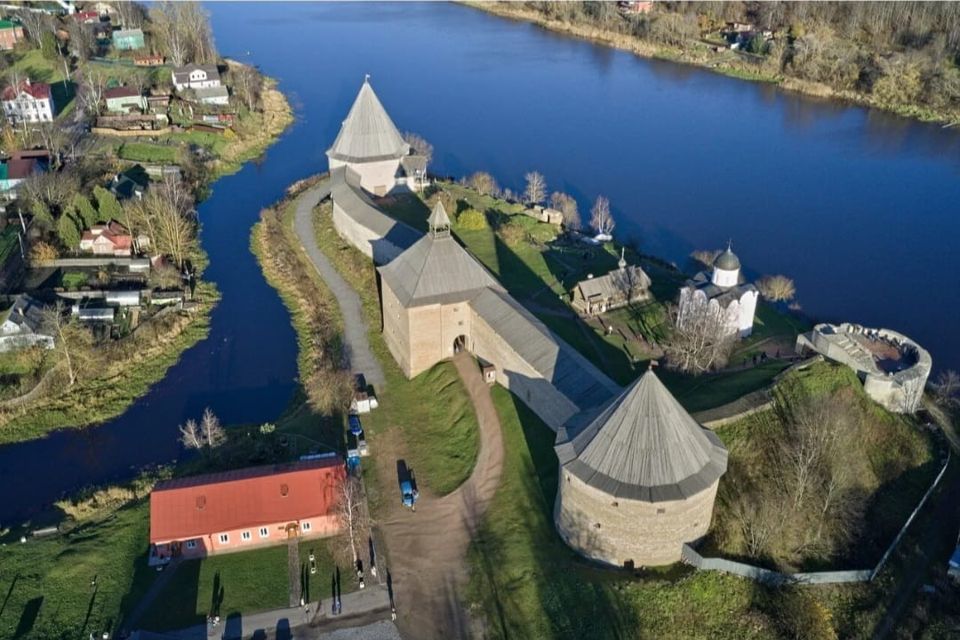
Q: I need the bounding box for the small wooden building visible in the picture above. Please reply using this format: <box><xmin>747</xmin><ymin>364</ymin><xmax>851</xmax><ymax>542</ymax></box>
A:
<box><xmin>571</xmin><ymin>253</ymin><xmax>652</xmax><ymax>316</ymax></box>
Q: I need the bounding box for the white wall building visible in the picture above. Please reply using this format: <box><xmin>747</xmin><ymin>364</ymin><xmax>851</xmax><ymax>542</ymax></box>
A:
<box><xmin>0</xmin><ymin>295</ymin><xmax>54</xmax><ymax>352</ymax></box>
<box><xmin>1</xmin><ymin>80</ymin><xmax>55</xmax><ymax>124</ymax></box>
<box><xmin>171</xmin><ymin>64</ymin><xmax>221</xmax><ymax>91</ymax></box>
<box><xmin>678</xmin><ymin>246</ymin><xmax>758</xmax><ymax>338</ymax></box>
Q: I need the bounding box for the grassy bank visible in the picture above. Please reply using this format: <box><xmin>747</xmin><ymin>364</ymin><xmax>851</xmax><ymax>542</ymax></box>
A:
<box><xmin>463</xmin><ymin>2</ymin><xmax>960</xmax><ymax>125</ymax></box>
<box><xmin>0</xmin><ymin>285</ymin><xmax>217</xmax><ymax>445</ymax></box>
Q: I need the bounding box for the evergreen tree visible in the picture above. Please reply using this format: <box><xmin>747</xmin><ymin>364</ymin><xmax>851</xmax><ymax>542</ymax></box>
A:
<box><xmin>72</xmin><ymin>194</ymin><xmax>99</xmax><ymax>229</ymax></box>
<box><xmin>31</xmin><ymin>200</ymin><xmax>54</xmax><ymax>229</ymax></box>
<box><xmin>57</xmin><ymin>212</ymin><xmax>81</xmax><ymax>249</ymax></box>
<box><xmin>93</xmin><ymin>186</ymin><xmax>123</xmax><ymax>222</ymax></box>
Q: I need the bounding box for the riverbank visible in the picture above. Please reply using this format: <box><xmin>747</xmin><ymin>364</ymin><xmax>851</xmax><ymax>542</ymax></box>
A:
<box><xmin>463</xmin><ymin>2</ymin><xmax>960</xmax><ymax>125</ymax></box>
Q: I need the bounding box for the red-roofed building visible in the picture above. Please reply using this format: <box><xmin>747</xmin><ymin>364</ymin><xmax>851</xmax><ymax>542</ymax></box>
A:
<box><xmin>79</xmin><ymin>220</ymin><xmax>135</xmax><ymax>256</ymax></box>
<box><xmin>149</xmin><ymin>458</ymin><xmax>344</xmax><ymax>565</ymax></box>
<box><xmin>1</xmin><ymin>79</ymin><xmax>55</xmax><ymax>124</ymax></box>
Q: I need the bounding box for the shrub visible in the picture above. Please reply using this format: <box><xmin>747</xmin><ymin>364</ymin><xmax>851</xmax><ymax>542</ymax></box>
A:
<box><xmin>457</xmin><ymin>208</ymin><xmax>488</xmax><ymax>231</ymax></box>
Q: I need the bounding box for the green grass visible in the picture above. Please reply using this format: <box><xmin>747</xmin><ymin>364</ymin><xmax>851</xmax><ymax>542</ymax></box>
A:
<box><xmin>0</xmin><ymin>225</ymin><xmax>20</xmax><ymax>263</ymax></box>
<box><xmin>0</xmin><ymin>500</ymin><xmax>153</xmax><ymax>639</ymax></box>
<box><xmin>118</xmin><ymin>142</ymin><xmax>179</xmax><ymax>164</ymax></box>
<box><xmin>5</xmin><ymin>48</ymin><xmax>64</xmax><ymax>84</ymax></box>
<box><xmin>662</xmin><ymin>360</ymin><xmax>789</xmax><ymax>414</ymax></box>
<box><xmin>61</xmin><ymin>270</ymin><xmax>89</xmax><ymax>290</ymax></box>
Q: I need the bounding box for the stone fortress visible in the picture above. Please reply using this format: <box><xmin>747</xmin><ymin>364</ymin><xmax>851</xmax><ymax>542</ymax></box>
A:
<box><xmin>796</xmin><ymin>323</ymin><xmax>931</xmax><ymax>413</ymax></box>
<box><xmin>321</xmin><ymin>77</ymin><xmax>760</xmax><ymax>568</ymax></box>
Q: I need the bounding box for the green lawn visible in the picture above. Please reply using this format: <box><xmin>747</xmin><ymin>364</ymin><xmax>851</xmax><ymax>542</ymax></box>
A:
<box><xmin>0</xmin><ymin>501</ymin><xmax>153</xmax><ymax>639</ymax></box>
<box><xmin>118</xmin><ymin>142</ymin><xmax>179</xmax><ymax>164</ymax></box>
<box><xmin>5</xmin><ymin>48</ymin><xmax>64</xmax><ymax>84</ymax></box>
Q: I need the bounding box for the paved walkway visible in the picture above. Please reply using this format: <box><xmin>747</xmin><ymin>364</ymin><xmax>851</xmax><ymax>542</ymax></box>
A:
<box><xmin>288</xmin><ymin>539</ymin><xmax>302</xmax><ymax>607</ymax></box>
<box><xmin>293</xmin><ymin>181</ymin><xmax>385</xmax><ymax>389</ymax></box>
<box><xmin>377</xmin><ymin>353</ymin><xmax>505</xmax><ymax>639</ymax></box>
<box><xmin>120</xmin><ymin>558</ymin><xmax>183</xmax><ymax>632</ymax></box>
<box><xmin>157</xmin><ymin>585</ymin><xmax>393</xmax><ymax>640</ymax></box>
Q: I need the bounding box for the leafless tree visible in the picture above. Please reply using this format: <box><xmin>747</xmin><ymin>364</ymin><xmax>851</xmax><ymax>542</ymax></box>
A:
<box><xmin>590</xmin><ymin>195</ymin><xmax>615</xmax><ymax>235</ymax></box>
<box><xmin>663</xmin><ymin>302</ymin><xmax>735</xmax><ymax>374</ymax></box>
<box><xmin>337</xmin><ymin>475</ymin><xmax>367</xmax><ymax>565</ymax></box>
<box><xmin>549</xmin><ymin>191</ymin><xmax>581</xmax><ymax>229</ymax></box>
<box><xmin>13</xmin><ymin>9</ymin><xmax>48</xmax><ymax>43</ymax></box>
<box><xmin>690</xmin><ymin>249</ymin><xmax>722</xmax><ymax>268</ymax></box>
<box><xmin>523</xmin><ymin>171</ymin><xmax>546</xmax><ymax>204</ymax></box>
<box><xmin>115</xmin><ymin>1</ymin><xmax>147</xmax><ymax>29</ymax></box>
<box><xmin>125</xmin><ymin>175</ymin><xmax>197</xmax><ymax>267</ymax></box>
<box><xmin>150</xmin><ymin>1</ymin><xmax>217</xmax><ymax>67</ymax></box>
<box><xmin>179</xmin><ymin>418</ymin><xmax>202</xmax><ymax>449</ymax></box>
<box><xmin>933</xmin><ymin>369</ymin><xmax>960</xmax><ymax>407</ymax></box>
<box><xmin>21</xmin><ymin>169</ymin><xmax>79</xmax><ymax>213</ymax></box>
<box><xmin>229</xmin><ymin>63</ymin><xmax>262</xmax><ymax>111</ymax></box>
<box><xmin>200</xmin><ymin>407</ymin><xmax>226</xmax><ymax>448</ymax></box>
<box><xmin>65</xmin><ymin>20</ymin><xmax>96</xmax><ymax>63</ymax></box>
<box><xmin>732</xmin><ymin>491</ymin><xmax>782</xmax><ymax>558</ymax></box>
<box><xmin>403</xmin><ymin>131</ymin><xmax>433</xmax><ymax>164</ymax></box>
<box><xmin>76</xmin><ymin>66</ymin><xmax>109</xmax><ymax>117</ymax></box>
<box><xmin>41</xmin><ymin>301</ymin><xmax>89</xmax><ymax>387</ymax></box>
<box><xmin>756</xmin><ymin>275</ymin><xmax>797</xmax><ymax>302</ymax></box>
<box><xmin>466</xmin><ymin>171</ymin><xmax>498</xmax><ymax>197</ymax></box>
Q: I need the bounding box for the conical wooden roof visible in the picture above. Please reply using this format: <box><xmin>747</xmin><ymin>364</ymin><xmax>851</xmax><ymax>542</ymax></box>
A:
<box><xmin>327</xmin><ymin>77</ymin><xmax>410</xmax><ymax>163</ymax></box>
<box><xmin>427</xmin><ymin>201</ymin><xmax>451</xmax><ymax>231</ymax></box>
<box><xmin>560</xmin><ymin>369</ymin><xmax>727</xmax><ymax>502</ymax></box>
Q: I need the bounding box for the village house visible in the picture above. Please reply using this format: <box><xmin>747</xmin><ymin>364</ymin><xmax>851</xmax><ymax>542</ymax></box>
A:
<box><xmin>134</xmin><ymin>54</ymin><xmax>164</xmax><ymax>66</ymax></box>
<box><xmin>554</xmin><ymin>367</ymin><xmax>728</xmax><ymax>566</ymax></box>
<box><xmin>0</xmin><ymin>294</ymin><xmax>55</xmax><ymax>352</ymax></box>
<box><xmin>677</xmin><ymin>245</ymin><xmax>758</xmax><ymax>338</ymax></box>
<box><xmin>72</xmin><ymin>11</ymin><xmax>101</xmax><ymax>24</ymax></box>
<box><xmin>148</xmin><ymin>458</ymin><xmax>344</xmax><ymax>565</ymax></box>
<box><xmin>79</xmin><ymin>220</ymin><xmax>135</xmax><ymax>256</ymax></box>
<box><xmin>191</xmin><ymin>85</ymin><xmax>229</xmax><ymax>106</ymax></box>
<box><xmin>1</xmin><ymin>79</ymin><xmax>56</xmax><ymax>124</ymax></box>
<box><xmin>146</xmin><ymin>94</ymin><xmax>171</xmax><ymax>112</ymax></box>
<box><xmin>171</xmin><ymin>63</ymin><xmax>222</xmax><ymax>91</ymax></box>
<box><xmin>103</xmin><ymin>86</ymin><xmax>147</xmax><ymax>113</ymax></box>
<box><xmin>617</xmin><ymin>1</ymin><xmax>654</xmax><ymax>15</ymax></box>
<box><xmin>110</xmin><ymin>165</ymin><xmax>149</xmax><ymax>200</ymax></box>
<box><xmin>571</xmin><ymin>250</ymin><xmax>652</xmax><ymax>316</ymax></box>
<box><xmin>111</xmin><ymin>27</ymin><xmax>144</xmax><ymax>51</ymax></box>
<box><xmin>0</xmin><ymin>19</ymin><xmax>25</xmax><ymax>50</ymax></box>
<box><xmin>0</xmin><ymin>150</ymin><xmax>48</xmax><ymax>199</ymax></box>
<box><xmin>326</xmin><ymin>77</ymin><xmax>426</xmax><ymax>196</ymax></box>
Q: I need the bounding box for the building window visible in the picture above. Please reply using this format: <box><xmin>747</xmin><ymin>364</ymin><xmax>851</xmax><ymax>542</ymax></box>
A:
<box><xmin>241</xmin><ymin>531</ymin><xmax>252</xmax><ymax>541</ymax></box>
<box><xmin>611</xmin><ymin>501</ymin><xmax>619</xmax><ymax>507</ymax></box>
<box><xmin>185</xmin><ymin>539</ymin><xmax>197</xmax><ymax>550</ymax></box>
<box><xmin>657</xmin><ymin>508</ymin><xmax>666</xmax><ymax>515</ymax></box>
<box><xmin>259</xmin><ymin>527</ymin><xmax>269</xmax><ymax>538</ymax></box>
<box><xmin>218</xmin><ymin>533</ymin><xmax>229</xmax><ymax>544</ymax></box>
<box><xmin>301</xmin><ymin>521</ymin><xmax>312</xmax><ymax>532</ymax></box>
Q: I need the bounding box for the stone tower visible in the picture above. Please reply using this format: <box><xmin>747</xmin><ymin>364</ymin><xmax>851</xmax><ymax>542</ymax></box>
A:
<box><xmin>554</xmin><ymin>368</ymin><xmax>728</xmax><ymax>567</ymax></box>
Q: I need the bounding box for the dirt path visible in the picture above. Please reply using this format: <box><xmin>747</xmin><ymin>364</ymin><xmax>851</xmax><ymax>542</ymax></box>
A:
<box><xmin>377</xmin><ymin>353</ymin><xmax>504</xmax><ymax>639</ymax></box>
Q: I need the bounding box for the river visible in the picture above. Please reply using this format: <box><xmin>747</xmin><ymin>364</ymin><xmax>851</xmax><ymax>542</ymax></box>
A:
<box><xmin>1</xmin><ymin>2</ymin><xmax>959</xmax><ymax>524</ymax></box>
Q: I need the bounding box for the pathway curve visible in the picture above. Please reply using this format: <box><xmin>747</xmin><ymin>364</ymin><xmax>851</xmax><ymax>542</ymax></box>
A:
<box><xmin>377</xmin><ymin>353</ymin><xmax>505</xmax><ymax>639</ymax></box>
<box><xmin>293</xmin><ymin>181</ymin><xmax>385</xmax><ymax>388</ymax></box>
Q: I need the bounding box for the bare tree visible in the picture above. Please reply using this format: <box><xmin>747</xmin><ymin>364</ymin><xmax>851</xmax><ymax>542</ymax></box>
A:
<box><xmin>933</xmin><ymin>369</ymin><xmax>960</xmax><ymax>407</ymax></box>
<box><xmin>229</xmin><ymin>63</ymin><xmax>262</xmax><ymax>111</ymax></box>
<box><xmin>523</xmin><ymin>171</ymin><xmax>546</xmax><ymax>204</ymax></box>
<box><xmin>691</xmin><ymin>249</ymin><xmax>722</xmax><ymax>268</ymax></box>
<box><xmin>21</xmin><ymin>169</ymin><xmax>80</xmax><ymax>214</ymax></box>
<box><xmin>663</xmin><ymin>302</ymin><xmax>736</xmax><ymax>374</ymax></box>
<box><xmin>13</xmin><ymin>9</ymin><xmax>48</xmax><ymax>43</ymax></box>
<box><xmin>590</xmin><ymin>195</ymin><xmax>615</xmax><ymax>235</ymax></box>
<box><xmin>403</xmin><ymin>131</ymin><xmax>433</xmax><ymax>164</ymax></box>
<box><xmin>65</xmin><ymin>21</ymin><xmax>96</xmax><ymax>64</ymax></box>
<box><xmin>76</xmin><ymin>66</ymin><xmax>108</xmax><ymax>117</ymax></box>
<box><xmin>756</xmin><ymin>275</ymin><xmax>797</xmax><ymax>302</ymax></box>
<box><xmin>126</xmin><ymin>175</ymin><xmax>197</xmax><ymax>266</ymax></box>
<box><xmin>549</xmin><ymin>191</ymin><xmax>581</xmax><ymax>229</ymax></box>
<box><xmin>115</xmin><ymin>1</ymin><xmax>147</xmax><ymax>29</ymax></box>
<box><xmin>337</xmin><ymin>475</ymin><xmax>367</xmax><ymax>565</ymax></box>
<box><xmin>732</xmin><ymin>491</ymin><xmax>782</xmax><ymax>558</ymax></box>
<box><xmin>179</xmin><ymin>419</ymin><xmax>202</xmax><ymax>449</ymax></box>
<box><xmin>41</xmin><ymin>302</ymin><xmax>89</xmax><ymax>387</ymax></box>
<box><xmin>200</xmin><ymin>407</ymin><xmax>226</xmax><ymax>448</ymax></box>
<box><xmin>466</xmin><ymin>171</ymin><xmax>498</xmax><ymax>197</ymax></box>
<box><xmin>150</xmin><ymin>2</ymin><xmax>217</xmax><ymax>67</ymax></box>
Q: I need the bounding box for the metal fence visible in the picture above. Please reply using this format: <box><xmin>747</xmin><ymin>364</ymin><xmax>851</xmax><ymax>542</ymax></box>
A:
<box><xmin>684</xmin><ymin>451</ymin><xmax>952</xmax><ymax>585</ymax></box>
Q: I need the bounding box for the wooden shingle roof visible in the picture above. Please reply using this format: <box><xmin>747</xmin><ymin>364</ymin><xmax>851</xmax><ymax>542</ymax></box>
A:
<box><xmin>557</xmin><ymin>369</ymin><xmax>727</xmax><ymax>502</ymax></box>
<box><xmin>327</xmin><ymin>77</ymin><xmax>410</xmax><ymax>164</ymax></box>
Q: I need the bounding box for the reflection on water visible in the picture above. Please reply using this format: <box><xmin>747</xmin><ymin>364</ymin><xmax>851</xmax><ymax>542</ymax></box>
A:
<box><xmin>1</xmin><ymin>1</ymin><xmax>959</xmax><ymax>523</ymax></box>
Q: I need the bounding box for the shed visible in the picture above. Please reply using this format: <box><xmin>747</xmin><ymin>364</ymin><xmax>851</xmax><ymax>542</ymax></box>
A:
<box><xmin>112</xmin><ymin>28</ymin><xmax>145</xmax><ymax>51</ymax></box>
<box><xmin>105</xmin><ymin>290</ymin><xmax>141</xmax><ymax>307</ymax></box>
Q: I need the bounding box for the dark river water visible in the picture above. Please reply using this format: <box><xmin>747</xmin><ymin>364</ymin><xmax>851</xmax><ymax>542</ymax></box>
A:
<box><xmin>2</xmin><ymin>2</ymin><xmax>959</xmax><ymax>524</ymax></box>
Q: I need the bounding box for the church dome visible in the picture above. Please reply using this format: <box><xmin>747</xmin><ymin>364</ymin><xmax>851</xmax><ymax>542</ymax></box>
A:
<box><xmin>713</xmin><ymin>247</ymin><xmax>740</xmax><ymax>271</ymax></box>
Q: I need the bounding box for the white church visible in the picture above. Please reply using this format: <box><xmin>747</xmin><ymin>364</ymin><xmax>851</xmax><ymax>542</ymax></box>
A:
<box><xmin>678</xmin><ymin>245</ymin><xmax>758</xmax><ymax>338</ymax></box>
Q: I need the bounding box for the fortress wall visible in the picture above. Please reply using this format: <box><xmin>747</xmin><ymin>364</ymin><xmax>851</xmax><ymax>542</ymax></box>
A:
<box><xmin>332</xmin><ymin>200</ymin><xmax>406</xmax><ymax>265</ymax></box>
<box><xmin>555</xmin><ymin>472</ymin><xmax>719</xmax><ymax>567</ymax></box>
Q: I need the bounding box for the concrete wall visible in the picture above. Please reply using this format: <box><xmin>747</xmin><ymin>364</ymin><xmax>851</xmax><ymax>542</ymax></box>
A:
<box><xmin>555</xmin><ymin>472</ymin><xmax>719</xmax><ymax>567</ymax></box>
<box><xmin>329</xmin><ymin>157</ymin><xmax>400</xmax><ymax>196</ymax></box>
<box><xmin>332</xmin><ymin>200</ymin><xmax>406</xmax><ymax>265</ymax></box>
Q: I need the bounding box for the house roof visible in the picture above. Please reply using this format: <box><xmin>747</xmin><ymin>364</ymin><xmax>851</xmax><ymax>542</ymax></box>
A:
<box><xmin>1</xmin><ymin>81</ymin><xmax>51</xmax><ymax>102</ymax></box>
<box><xmin>471</xmin><ymin>287</ymin><xmax>620</xmax><ymax>412</ymax></box>
<box><xmin>3</xmin><ymin>294</ymin><xmax>48</xmax><ymax>335</ymax></box>
<box><xmin>0</xmin><ymin>19</ymin><xmax>21</xmax><ymax>30</ymax></box>
<box><xmin>714</xmin><ymin>246</ymin><xmax>740</xmax><ymax>271</ymax></box>
<box><xmin>193</xmin><ymin>86</ymin><xmax>229</xmax><ymax>100</ymax></box>
<box><xmin>113</xmin><ymin>28</ymin><xmax>144</xmax><ymax>38</ymax></box>
<box><xmin>104</xmin><ymin>86</ymin><xmax>141</xmax><ymax>100</ymax></box>
<box><xmin>377</xmin><ymin>218</ymin><xmax>503</xmax><ymax>307</ymax></box>
<box><xmin>327</xmin><ymin>77</ymin><xmax>410</xmax><ymax>163</ymax></box>
<box><xmin>426</xmin><ymin>201</ymin><xmax>451</xmax><ymax>230</ymax></box>
<box><xmin>172</xmin><ymin>63</ymin><xmax>220</xmax><ymax>84</ymax></box>
<box><xmin>150</xmin><ymin>458</ymin><xmax>344</xmax><ymax>544</ymax></box>
<box><xmin>576</xmin><ymin>264</ymin><xmax>651</xmax><ymax>302</ymax></box>
<box><xmin>400</xmin><ymin>154</ymin><xmax>426</xmax><ymax>176</ymax></box>
<box><xmin>556</xmin><ymin>369</ymin><xmax>728</xmax><ymax>502</ymax></box>
<box><xmin>685</xmin><ymin>270</ymin><xmax>757</xmax><ymax>307</ymax></box>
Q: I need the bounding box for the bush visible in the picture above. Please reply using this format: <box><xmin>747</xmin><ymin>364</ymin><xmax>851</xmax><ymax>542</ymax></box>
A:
<box><xmin>457</xmin><ymin>208</ymin><xmax>488</xmax><ymax>231</ymax></box>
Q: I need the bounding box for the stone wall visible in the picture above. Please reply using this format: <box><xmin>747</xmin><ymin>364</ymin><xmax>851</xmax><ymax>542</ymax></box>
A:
<box><xmin>332</xmin><ymin>200</ymin><xmax>407</xmax><ymax>265</ymax></box>
<box><xmin>328</xmin><ymin>157</ymin><xmax>400</xmax><ymax>196</ymax></box>
<box><xmin>555</xmin><ymin>471</ymin><xmax>719</xmax><ymax>567</ymax></box>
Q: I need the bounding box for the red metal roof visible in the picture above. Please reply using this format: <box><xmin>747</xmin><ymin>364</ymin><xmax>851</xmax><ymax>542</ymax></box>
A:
<box><xmin>104</xmin><ymin>86</ymin><xmax>141</xmax><ymax>100</ymax></box>
<box><xmin>1</xmin><ymin>80</ymin><xmax>51</xmax><ymax>102</ymax></box>
<box><xmin>150</xmin><ymin>458</ymin><xmax>344</xmax><ymax>543</ymax></box>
